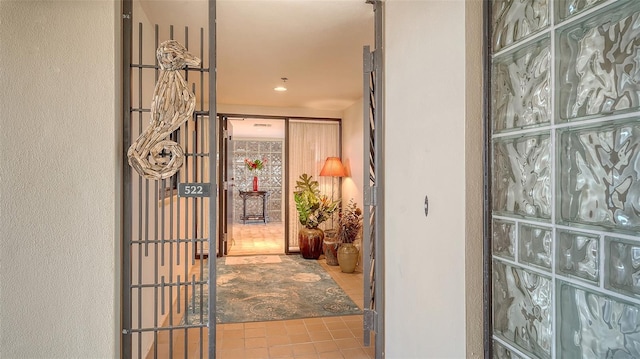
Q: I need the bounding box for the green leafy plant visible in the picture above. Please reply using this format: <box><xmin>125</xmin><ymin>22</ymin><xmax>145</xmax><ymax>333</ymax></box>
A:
<box><xmin>338</xmin><ymin>199</ymin><xmax>363</xmax><ymax>243</ymax></box>
<box><xmin>294</xmin><ymin>174</ymin><xmax>339</xmax><ymax>229</ymax></box>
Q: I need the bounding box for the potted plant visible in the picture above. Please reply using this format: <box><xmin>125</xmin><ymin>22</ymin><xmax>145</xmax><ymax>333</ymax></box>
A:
<box><xmin>294</xmin><ymin>174</ymin><xmax>339</xmax><ymax>259</ymax></box>
<box><xmin>337</xmin><ymin>199</ymin><xmax>363</xmax><ymax>273</ymax></box>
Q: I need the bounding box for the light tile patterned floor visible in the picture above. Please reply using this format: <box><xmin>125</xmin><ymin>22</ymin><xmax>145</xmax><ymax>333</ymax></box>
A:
<box><xmin>147</xmin><ymin>229</ymin><xmax>373</xmax><ymax>359</ymax></box>
<box><xmin>227</xmin><ymin>223</ymin><xmax>285</xmax><ymax>256</ymax></box>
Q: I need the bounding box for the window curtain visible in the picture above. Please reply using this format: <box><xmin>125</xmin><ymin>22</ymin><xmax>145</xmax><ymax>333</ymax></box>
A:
<box><xmin>288</xmin><ymin>120</ymin><xmax>340</xmax><ymax>250</ymax></box>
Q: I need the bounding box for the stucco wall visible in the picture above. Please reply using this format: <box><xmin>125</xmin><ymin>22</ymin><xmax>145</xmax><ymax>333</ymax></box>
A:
<box><xmin>385</xmin><ymin>0</ymin><xmax>482</xmax><ymax>357</ymax></box>
<box><xmin>0</xmin><ymin>1</ymin><xmax>121</xmax><ymax>358</ymax></box>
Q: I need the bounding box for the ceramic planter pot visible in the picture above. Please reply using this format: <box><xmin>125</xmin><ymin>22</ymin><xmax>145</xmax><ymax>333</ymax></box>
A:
<box><xmin>322</xmin><ymin>229</ymin><xmax>339</xmax><ymax>265</ymax></box>
<box><xmin>338</xmin><ymin>243</ymin><xmax>359</xmax><ymax>273</ymax></box>
<box><xmin>299</xmin><ymin>227</ymin><xmax>324</xmax><ymax>259</ymax></box>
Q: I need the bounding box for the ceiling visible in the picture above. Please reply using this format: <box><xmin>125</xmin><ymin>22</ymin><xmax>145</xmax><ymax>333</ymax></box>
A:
<box><xmin>139</xmin><ymin>0</ymin><xmax>375</xmax><ymax>112</ymax></box>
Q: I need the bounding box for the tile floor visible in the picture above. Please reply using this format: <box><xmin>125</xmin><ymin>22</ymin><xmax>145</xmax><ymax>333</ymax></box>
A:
<box><xmin>227</xmin><ymin>223</ymin><xmax>285</xmax><ymax>256</ymax></box>
<box><xmin>146</xmin><ymin>224</ymin><xmax>372</xmax><ymax>359</ymax></box>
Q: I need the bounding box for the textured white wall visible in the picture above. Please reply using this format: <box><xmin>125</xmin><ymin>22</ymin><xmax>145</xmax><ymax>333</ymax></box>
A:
<box><xmin>0</xmin><ymin>1</ymin><xmax>121</xmax><ymax>358</ymax></box>
<box><xmin>385</xmin><ymin>0</ymin><xmax>481</xmax><ymax>357</ymax></box>
<box><xmin>341</xmin><ymin>98</ymin><xmax>364</xmax><ymax>208</ymax></box>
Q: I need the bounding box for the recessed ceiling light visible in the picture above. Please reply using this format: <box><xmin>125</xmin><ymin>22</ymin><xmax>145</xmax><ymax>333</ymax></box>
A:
<box><xmin>274</xmin><ymin>77</ymin><xmax>288</xmax><ymax>92</ymax></box>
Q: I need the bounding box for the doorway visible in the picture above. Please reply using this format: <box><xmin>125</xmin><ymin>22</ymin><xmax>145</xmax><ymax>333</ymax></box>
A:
<box><xmin>121</xmin><ymin>1</ymin><xmax>384</xmax><ymax>358</ymax></box>
<box><xmin>217</xmin><ymin>115</ymin><xmax>343</xmax><ymax>257</ymax></box>
<box><xmin>223</xmin><ymin>117</ymin><xmax>286</xmax><ymax>256</ymax></box>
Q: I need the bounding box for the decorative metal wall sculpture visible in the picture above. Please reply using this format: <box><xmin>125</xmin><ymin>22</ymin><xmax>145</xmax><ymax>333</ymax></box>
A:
<box><xmin>127</xmin><ymin>40</ymin><xmax>200</xmax><ymax>180</ymax></box>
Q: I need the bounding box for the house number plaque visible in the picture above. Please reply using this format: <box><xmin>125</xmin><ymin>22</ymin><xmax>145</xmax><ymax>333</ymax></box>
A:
<box><xmin>178</xmin><ymin>183</ymin><xmax>211</xmax><ymax>197</ymax></box>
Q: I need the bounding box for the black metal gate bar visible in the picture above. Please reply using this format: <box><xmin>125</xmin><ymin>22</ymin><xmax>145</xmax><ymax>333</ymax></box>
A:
<box><xmin>362</xmin><ymin>1</ymin><xmax>385</xmax><ymax>357</ymax></box>
<box><xmin>207</xmin><ymin>1</ymin><xmax>217</xmax><ymax>356</ymax></box>
<box><xmin>122</xmin><ymin>1</ymin><xmax>133</xmax><ymax>358</ymax></box>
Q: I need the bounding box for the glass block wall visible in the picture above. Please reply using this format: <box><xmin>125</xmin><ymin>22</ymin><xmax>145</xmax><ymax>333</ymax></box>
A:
<box><xmin>490</xmin><ymin>0</ymin><xmax>640</xmax><ymax>358</ymax></box>
<box><xmin>232</xmin><ymin>140</ymin><xmax>283</xmax><ymax>223</ymax></box>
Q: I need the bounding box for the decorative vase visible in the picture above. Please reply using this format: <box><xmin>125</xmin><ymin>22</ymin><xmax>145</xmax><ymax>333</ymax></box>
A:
<box><xmin>299</xmin><ymin>228</ymin><xmax>324</xmax><ymax>259</ymax></box>
<box><xmin>338</xmin><ymin>242</ymin><xmax>359</xmax><ymax>273</ymax></box>
<box><xmin>252</xmin><ymin>176</ymin><xmax>258</xmax><ymax>191</ymax></box>
<box><xmin>323</xmin><ymin>229</ymin><xmax>339</xmax><ymax>266</ymax></box>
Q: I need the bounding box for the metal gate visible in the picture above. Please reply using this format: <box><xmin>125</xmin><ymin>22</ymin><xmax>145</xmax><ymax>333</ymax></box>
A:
<box><xmin>122</xmin><ymin>1</ymin><xmax>217</xmax><ymax>357</ymax></box>
<box><xmin>362</xmin><ymin>0</ymin><xmax>384</xmax><ymax>357</ymax></box>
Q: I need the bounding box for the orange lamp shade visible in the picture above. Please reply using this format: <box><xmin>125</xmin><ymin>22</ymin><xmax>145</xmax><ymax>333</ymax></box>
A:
<box><xmin>319</xmin><ymin>157</ymin><xmax>346</xmax><ymax>177</ymax></box>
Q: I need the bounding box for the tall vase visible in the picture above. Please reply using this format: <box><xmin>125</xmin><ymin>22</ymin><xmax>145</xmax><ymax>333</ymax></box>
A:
<box><xmin>299</xmin><ymin>227</ymin><xmax>324</xmax><ymax>259</ymax></box>
<box><xmin>252</xmin><ymin>176</ymin><xmax>258</xmax><ymax>191</ymax></box>
<box><xmin>338</xmin><ymin>242</ymin><xmax>359</xmax><ymax>273</ymax></box>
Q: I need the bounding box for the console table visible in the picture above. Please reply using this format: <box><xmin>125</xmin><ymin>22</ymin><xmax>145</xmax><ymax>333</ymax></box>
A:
<box><xmin>239</xmin><ymin>191</ymin><xmax>269</xmax><ymax>224</ymax></box>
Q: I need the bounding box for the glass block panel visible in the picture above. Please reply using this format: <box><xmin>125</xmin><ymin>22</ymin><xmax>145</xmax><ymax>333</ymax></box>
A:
<box><xmin>492</xmin><ymin>0</ymin><xmax>550</xmax><ymax>52</ymax></box>
<box><xmin>493</xmin><ymin>133</ymin><xmax>552</xmax><ymax>219</ymax></box>
<box><xmin>232</xmin><ymin>139</ymin><xmax>284</xmax><ymax>223</ymax></box>
<box><xmin>494</xmin><ymin>340</ymin><xmax>525</xmax><ymax>359</ymax></box>
<box><xmin>519</xmin><ymin>224</ymin><xmax>552</xmax><ymax>270</ymax></box>
<box><xmin>558</xmin><ymin>121</ymin><xmax>640</xmax><ymax>232</ymax></box>
<box><xmin>492</xmin><ymin>37</ymin><xmax>551</xmax><ymax>133</ymax></box>
<box><xmin>557</xmin><ymin>230</ymin><xmax>600</xmax><ymax>284</ymax></box>
<box><xmin>555</xmin><ymin>0</ymin><xmax>606</xmax><ymax>23</ymax></box>
<box><xmin>247</xmin><ymin>141</ymin><xmax>259</xmax><ymax>152</ymax></box>
<box><xmin>605</xmin><ymin>237</ymin><xmax>640</xmax><ymax>298</ymax></box>
<box><xmin>493</xmin><ymin>260</ymin><xmax>552</xmax><ymax>358</ymax></box>
<box><xmin>556</xmin><ymin>1</ymin><xmax>640</xmax><ymax>121</ymax></box>
<box><xmin>557</xmin><ymin>280</ymin><xmax>640</xmax><ymax>358</ymax></box>
<box><xmin>493</xmin><ymin>219</ymin><xmax>516</xmax><ymax>259</ymax></box>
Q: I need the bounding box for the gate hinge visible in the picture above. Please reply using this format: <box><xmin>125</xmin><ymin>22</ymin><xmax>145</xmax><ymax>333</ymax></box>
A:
<box><xmin>364</xmin><ymin>186</ymin><xmax>377</xmax><ymax>207</ymax></box>
<box><xmin>122</xmin><ymin>328</ymin><xmax>131</xmax><ymax>335</ymax></box>
<box><xmin>363</xmin><ymin>309</ymin><xmax>377</xmax><ymax>331</ymax></box>
<box><xmin>122</xmin><ymin>13</ymin><xmax>131</xmax><ymax>20</ymax></box>
<box><xmin>223</xmin><ymin>233</ymin><xmax>227</xmax><ymax>243</ymax></box>
<box><xmin>364</xmin><ymin>50</ymin><xmax>374</xmax><ymax>73</ymax></box>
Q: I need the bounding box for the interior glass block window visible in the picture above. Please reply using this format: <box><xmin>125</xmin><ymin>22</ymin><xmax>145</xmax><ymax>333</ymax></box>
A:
<box><xmin>492</xmin><ymin>0</ymin><xmax>550</xmax><ymax>52</ymax></box>
<box><xmin>494</xmin><ymin>340</ymin><xmax>526</xmax><ymax>359</ymax></box>
<box><xmin>493</xmin><ymin>219</ymin><xmax>517</xmax><ymax>259</ymax></box>
<box><xmin>493</xmin><ymin>133</ymin><xmax>552</xmax><ymax>219</ymax></box>
<box><xmin>492</xmin><ymin>36</ymin><xmax>551</xmax><ymax>133</ymax></box>
<box><xmin>555</xmin><ymin>0</ymin><xmax>606</xmax><ymax>22</ymax></box>
<box><xmin>556</xmin><ymin>229</ymin><xmax>600</xmax><ymax>284</ymax></box>
<box><xmin>605</xmin><ymin>236</ymin><xmax>640</xmax><ymax>298</ymax></box>
<box><xmin>519</xmin><ymin>224</ymin><xmax>553</xmax><ymax>270</ymax></box>
<box><xmin>232</xmin><ymin>139</ymin><xmax>284</xmax><ymax>222</ymax></box>
<box><xmin>557</xmin><ymin>281</ymin><xmax>640</xmax><ymax>358</ymax></box>
<box><xmin>490</xmin><ymin>1</ymin><xmax>640</xmax><ymax>357</ymax></box>
<box><xmin>493</xmin><ymin>260</ymin><xmax>552</xmax><ymax>358</ymax></box>
<box><xmin>556</xmin><ymin>1</ymin><xmax>640</xmax><ymax>122</ymax></box>
<box><xmin>557</xmin><ymin>120</ymin><xmax>640</xmax><ymax>232</ymax></box>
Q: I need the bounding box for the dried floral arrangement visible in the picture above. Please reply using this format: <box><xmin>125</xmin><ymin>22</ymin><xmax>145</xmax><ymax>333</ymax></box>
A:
<box><xmin>338</xmin><ymin>199</ymin><xmax>363</xmax><ymax>244</ymax></box>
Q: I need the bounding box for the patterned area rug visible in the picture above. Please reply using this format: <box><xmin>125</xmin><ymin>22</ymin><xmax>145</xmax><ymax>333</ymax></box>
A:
<box><xmin>182</xmin><ymin>255</ymin><xmax>361</xmax><ymax>324</ymax></box>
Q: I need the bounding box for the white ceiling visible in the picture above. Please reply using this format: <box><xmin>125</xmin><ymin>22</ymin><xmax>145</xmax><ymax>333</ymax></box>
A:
<box><xmin>139</xmin><ymin>0</ymin><xmax>374</xmax><ymax>112</ymax></box>
<box><xmin>228</xmin><ymin>118</ymin><xmax>285</xmax><ymax>139</ymax></box>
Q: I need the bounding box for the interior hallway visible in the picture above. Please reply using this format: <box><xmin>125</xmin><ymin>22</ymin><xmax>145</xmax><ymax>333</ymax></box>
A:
<box><xmin>147</xmin><ymin>225</ymin><xmax>372</xmax><ymax>358</ymax></box>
